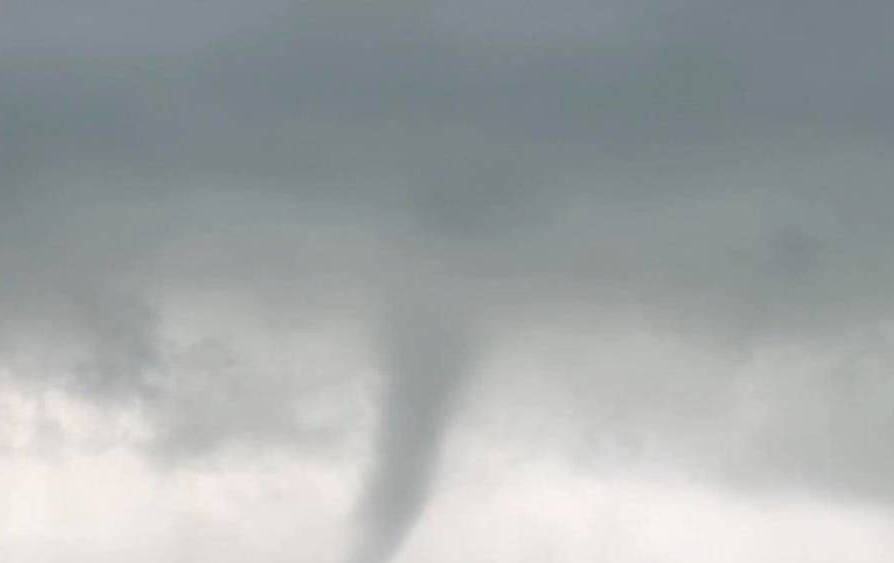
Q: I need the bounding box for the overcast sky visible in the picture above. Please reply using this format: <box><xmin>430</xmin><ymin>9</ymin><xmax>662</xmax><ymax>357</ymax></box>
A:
<box><xmin>3</xmin><ymin>1</ymin><xmax>894</xmax><ymax>562</ymax></box>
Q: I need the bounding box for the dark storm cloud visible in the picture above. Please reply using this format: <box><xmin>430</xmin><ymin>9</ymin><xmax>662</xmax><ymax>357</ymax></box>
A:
<box><xmin>2</xmin><ymin>1</ymin><xmax>894</xmax><ymax>558</ymax></box>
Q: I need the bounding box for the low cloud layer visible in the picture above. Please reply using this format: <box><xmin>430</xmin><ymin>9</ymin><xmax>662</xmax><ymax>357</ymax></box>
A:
<box><xmin>3</xmin><ymin>1</ymin><xmax>894</xmax><ymax>561</ymax></box>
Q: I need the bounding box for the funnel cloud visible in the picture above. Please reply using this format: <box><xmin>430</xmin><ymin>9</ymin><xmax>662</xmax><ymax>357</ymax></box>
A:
<box><xmin>349</xmin><ymin>298</ymin><xmax>473</xmax><ymax>563</ymax></box>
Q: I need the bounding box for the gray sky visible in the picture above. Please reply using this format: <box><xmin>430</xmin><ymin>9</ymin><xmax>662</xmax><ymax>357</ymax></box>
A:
<box><xmin>3</xmin><ymin>1</ymin><xmax>894</xmax><ymax>562</ymax></box>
